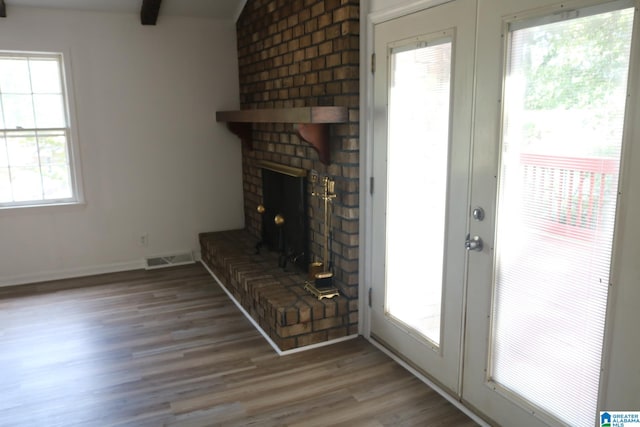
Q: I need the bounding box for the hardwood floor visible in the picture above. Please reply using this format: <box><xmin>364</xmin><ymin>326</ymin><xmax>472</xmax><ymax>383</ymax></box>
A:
<box><xmin>0</xmin><ymin>264</ymin><xmax>478</xmax><ymax>426</ymax></box>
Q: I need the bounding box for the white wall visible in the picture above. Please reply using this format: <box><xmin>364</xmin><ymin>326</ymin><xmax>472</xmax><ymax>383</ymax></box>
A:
<box><xmin>0</xmin><ymin>7</ymin><xmax>244</xmax><ymax>286</ymax></box>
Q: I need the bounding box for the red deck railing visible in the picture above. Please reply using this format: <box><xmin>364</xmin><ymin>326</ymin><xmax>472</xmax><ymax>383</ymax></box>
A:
<box><xmin>520</xmin><ymin>153</ymin><xmax>619</xmax><ymax>240</ymax></box>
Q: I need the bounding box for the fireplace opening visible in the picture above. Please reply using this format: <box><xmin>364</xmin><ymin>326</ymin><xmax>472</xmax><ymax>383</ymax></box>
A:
<box><xmin>258</xmin><ymin>161</ymin><xmax>308</xmax><ymax>271</ymax></box>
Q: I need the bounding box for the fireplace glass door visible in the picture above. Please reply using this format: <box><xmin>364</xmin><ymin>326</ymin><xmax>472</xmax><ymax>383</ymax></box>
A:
<box><xmin>370</xmin><ymin>0</ymin><xmax>476</xmax><ymax>395</ymax></box>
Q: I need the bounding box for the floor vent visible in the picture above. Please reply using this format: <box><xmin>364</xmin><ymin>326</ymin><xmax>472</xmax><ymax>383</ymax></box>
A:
<box><xmin>145</xmin><ymin>252</ymin><xmax>195</xmax><ymax>270</ymax></box>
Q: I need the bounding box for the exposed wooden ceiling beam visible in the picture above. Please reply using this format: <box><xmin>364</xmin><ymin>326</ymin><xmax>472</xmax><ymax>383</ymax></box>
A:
<box><xmin>0</xmin><ymin>0</ymin><xmax>7</xmax><ymax>18</ymax></box>
<box><xmin>140</xmin><ymin>0</ymin><xmax>161</xmax><ymax>25</ymax></box>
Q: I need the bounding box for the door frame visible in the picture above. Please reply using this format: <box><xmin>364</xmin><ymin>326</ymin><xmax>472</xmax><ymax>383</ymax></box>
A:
<box><xmin>360</xmin><ymin>0</ymin><xmax>640</xmax><ymax>425</ymax></box>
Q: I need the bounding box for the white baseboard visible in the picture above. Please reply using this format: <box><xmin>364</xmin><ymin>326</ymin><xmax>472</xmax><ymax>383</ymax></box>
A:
<box><xmin>200</xmin><ymin>261</ymin><xmax>357</xmax><ymax>356</ymax></box>
<box><xmin>0</xmin><ymin>260</ymin><xmax>144</xmax><ymax>288</ymax></box>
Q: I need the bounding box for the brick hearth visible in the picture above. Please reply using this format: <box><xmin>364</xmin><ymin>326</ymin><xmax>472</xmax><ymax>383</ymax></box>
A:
<box><xmin>200</xmin><ymin>229</ymin><xmax>353</xmax><ymax>351</ymax></box>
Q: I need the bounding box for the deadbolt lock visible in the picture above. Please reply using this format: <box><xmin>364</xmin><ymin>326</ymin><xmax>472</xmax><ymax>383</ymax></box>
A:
<box><xmin>472</xmin><ymin>207</ymin><xmax>485</xmax><ymax>221</ymax></box>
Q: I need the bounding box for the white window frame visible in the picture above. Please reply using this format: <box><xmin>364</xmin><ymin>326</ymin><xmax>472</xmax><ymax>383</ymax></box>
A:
<box><xmin>0</xmin><ymin>50</ymin><xmax>83</xmax><ymax>209</ymax></box>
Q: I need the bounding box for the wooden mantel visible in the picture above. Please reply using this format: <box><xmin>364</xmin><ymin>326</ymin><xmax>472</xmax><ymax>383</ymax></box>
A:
<box><xmin>216</xmin><ymin>107</ymin><xmax>348</xmax><ymax>165</ymax></box>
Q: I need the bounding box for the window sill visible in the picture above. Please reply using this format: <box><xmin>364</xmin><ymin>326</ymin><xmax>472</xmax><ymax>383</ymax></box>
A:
<box><xmin>0</xmin><ymin>200</ymin><xmax>86</xmax><ymax>214</ymax></box>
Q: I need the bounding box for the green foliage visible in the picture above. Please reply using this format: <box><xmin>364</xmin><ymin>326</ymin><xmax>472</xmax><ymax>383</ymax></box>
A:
<box><xmin>519</xmin><ymin>9</ymin><xmax>634</xmax><ymax>111</ymax></box>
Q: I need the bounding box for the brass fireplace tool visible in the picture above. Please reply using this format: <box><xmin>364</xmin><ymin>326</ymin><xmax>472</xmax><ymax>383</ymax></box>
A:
<box><xmin>304</xmin><ymin>175</ymin><xmax>340</xmax><ymax>300</ymax></box>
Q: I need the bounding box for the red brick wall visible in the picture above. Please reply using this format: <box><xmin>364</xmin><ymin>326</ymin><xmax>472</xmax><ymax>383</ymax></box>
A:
<box><xmin>236</xmin><ymin>0</ymin><xmax>359</xmax><ymax>332</ymax></box>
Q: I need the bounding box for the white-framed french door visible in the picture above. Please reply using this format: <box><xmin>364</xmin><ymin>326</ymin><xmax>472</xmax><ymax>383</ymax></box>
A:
<box><xmin>463</xmin><ymin>0</ymin><xmax>637</xmax><ymax>426</ymax></box>
<box><xmin>368</xmin><ymin>0</ymin><xmax>640</xmax><ymax>425</ymax></box>
<box><xmin>370</xmin><ymin>0</ymin><xmax>477</xmax><ymax>395</ymax></box>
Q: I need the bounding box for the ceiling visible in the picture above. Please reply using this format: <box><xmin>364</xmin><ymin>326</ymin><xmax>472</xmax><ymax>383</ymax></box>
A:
<box><xmin>4</xmin><ymin>0</ymin><xmax>248</xmax><ymax>20</ymax></box>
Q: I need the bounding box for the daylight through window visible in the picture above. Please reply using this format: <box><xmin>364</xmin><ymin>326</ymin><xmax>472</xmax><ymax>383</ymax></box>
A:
<box><xmin>0</xmin><ymin>52</ymin><xmax>78</xmax><ymax>207</ymax></box>
<box><xmin>491</xmin><ymin>3</ymin><xmax>634</xmax><ymax>426</ymax></box>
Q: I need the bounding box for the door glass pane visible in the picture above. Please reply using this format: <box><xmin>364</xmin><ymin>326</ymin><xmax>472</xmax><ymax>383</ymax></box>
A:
<box><xmin>386</xmin><ymin>38</ymin><xmax>452</xmax><ymax>346</ymax></box>
<box><xmin>492</xmin><ymin>5</ymin><xmax>634</xmax><ymax>427</ymax></box>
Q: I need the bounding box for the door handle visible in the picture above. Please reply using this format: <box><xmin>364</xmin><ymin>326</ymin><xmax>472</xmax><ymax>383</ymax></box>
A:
<box><xmin>465</xmin><ymin>234</ymin><xmax>483</xmax><ymax>252</ymax></box>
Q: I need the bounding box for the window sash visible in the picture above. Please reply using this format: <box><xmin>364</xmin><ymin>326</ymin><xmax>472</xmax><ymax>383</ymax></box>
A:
<box><xmin>0</xmin><ymin>52</ymin><xmax>78</xmax><ymax>208</ymax></box>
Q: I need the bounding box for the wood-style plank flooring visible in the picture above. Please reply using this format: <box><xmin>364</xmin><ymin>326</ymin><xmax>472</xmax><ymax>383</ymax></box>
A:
<box><xmin>0</xmin><ymin>264</ymin><xmax>478</xmax><ymax>426</ymax></box>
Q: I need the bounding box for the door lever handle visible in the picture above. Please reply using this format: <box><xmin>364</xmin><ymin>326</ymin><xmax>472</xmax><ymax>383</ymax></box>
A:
<box><xmin>465</xmin><ymin>234</ymin><xmax>483</xmax><ymax>252</ymax></box>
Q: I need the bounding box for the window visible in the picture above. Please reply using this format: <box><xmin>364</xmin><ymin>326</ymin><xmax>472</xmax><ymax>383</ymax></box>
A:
<box><xmin>0</xmin><ymin>52</ymin><xmax>80</xmax><ymax>208</ymax></box>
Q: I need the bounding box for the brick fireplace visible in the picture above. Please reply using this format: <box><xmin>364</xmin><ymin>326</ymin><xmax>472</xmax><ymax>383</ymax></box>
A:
<box><xmin>201</xmin><ymin>0</ymin><xmax>360</xmax><ymax>350</ymax></box>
